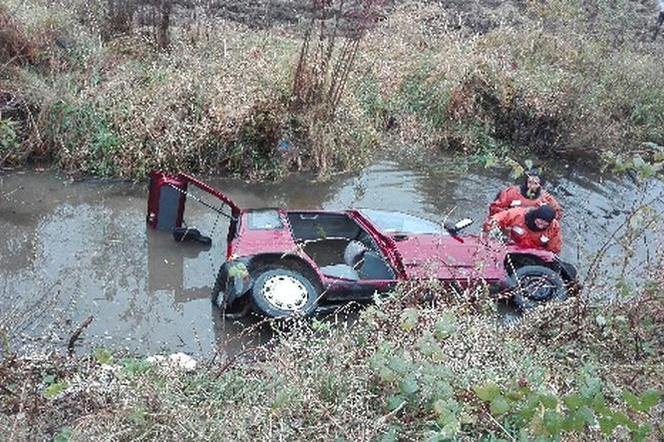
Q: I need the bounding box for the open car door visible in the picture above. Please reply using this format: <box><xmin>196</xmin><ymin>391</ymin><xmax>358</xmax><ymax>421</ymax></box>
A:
<box><xmin>147</xmin><ymin>171</ymin><xmax>241</xmax><ymax>233</ymax></box>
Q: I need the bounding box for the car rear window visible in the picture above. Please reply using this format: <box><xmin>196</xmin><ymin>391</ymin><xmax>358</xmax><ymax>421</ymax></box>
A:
<box><xmin>247</xmin><ymin>210</ymin><xmax>283</xmax><ymax>230</ymax></box>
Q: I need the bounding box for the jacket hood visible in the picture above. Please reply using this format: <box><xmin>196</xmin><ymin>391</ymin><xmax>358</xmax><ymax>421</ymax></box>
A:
<box><xmin>525</xmin><ymin>205</ymin><xmax>555</xmax><ymax>231</ymax></box>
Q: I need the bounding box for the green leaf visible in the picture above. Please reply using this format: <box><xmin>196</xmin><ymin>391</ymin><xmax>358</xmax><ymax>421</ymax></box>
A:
<box><xmin>417</xmin><ymin>332</ymin><xmax>442</xmax><ymax>357</ymax></box>
<box><xmin>595</xmin><ymin>315</ymin><xmax>607</xmax><ymax>327</ymax></box>
<box><xmin>490</xmin><ymin>395</ymin><xmax>511</xmax><ymax>416</ymax></box>
<box><xmin>432</xmin><ymin>381</ymin><xmax>455</xmax><ymax>401</ymax></box>
<box><xmin>473</xmin><ymin>382</ymin><xmax>502</xmax><ymax>402</ymax></box>
<box><xmin>599</xmin><ymin>416</ymin><xmax>617</xmax><ymax>436</ymax></box>
<box><xmin>378</xmin><ymin>428</ymin><xmax>398</xmax><ymax>442</ymax></box>
<box><xmin>130</xmin><ymin>408</ymin><xmax>147</xmax><ymax>426</ymax></box>
<box><xmin>563</xmin><ymin>393</ymin><xmax>585</xmax><ymax>411</ymax></box>
<box><xmin>94</xmin><ymin>348</ymin><xmax>113</xmax><ymax>365</ymax></box>
<box><xmin>610</xmin><ymin>411</ymin><xmax>636</xmax><ymax>431</ymax></box>
<box><xmin>590</xmin><ymin>393</ymin><xmax>609</xmax><ymax>415</ymax></box>
<box><xmin>44</xmin><ymin>381</ymin><xmax>68</xmax><ymax>398</ymax></box>
<box><xmin>433</xmin><ymin>313</ymin><xmax>457</xmax><ymax>340</ymax></box>
<box><xmin>623</xmin><ymin>389</ymin><xmax>640</xmax><ymax>411</ymax></box>
<box><xmin>121</xmin><ymin>358</ymin><xmax>152</xmax><ymax>376</ymax></box>
<box><xmin>505</xmin><ymin>386</ymin><xmax>527</xmax><ymax>402</ymax></box>
<box><xmin>379</xmin><ymin>367</ymin><xmax>396</xmax><ymax>383</ymax></box>
<box><xmin>543</xmin><ymin>410</ymin><xmax>562</xmax><ymax>436</ymax></box>
<box><xmin>400</xmin><ymin>308</ymin><xmax>419</xmax><ymax>332</ymax></box>
<box><xmin>399</xmin><ymin>375</ymin><xmax>419</xmax><ymax>396</ymax></box>
<box><xmin>438</xmin><ymin>417</ymin><xmax>461</xmax><ymax>438</ymax></box>
<box><xmin>637</xmin><ymin>389</ymin><xmax>662</xmax><ymax>412</ymax></box>
<box><xmin>539</xmin><ymin>392</ymin><xmax>557</xmax><ymax>409</ymax></box>
<box><xmin>561</xmin><ymin>412</ymin><xmax>585</xmax><ymax>432</ymax></box>
<box><xmin>632</xmin><ymin>155</ymin><xmax>646</xmax><ymax>169</ymax></box>
<box><xmin>579</xmin><ymin>376</ymin><xmax>602</xmax><ymax>400</ymax></box>
<box><xmin>387</xmin><ymin>356</ymin><xmax>411</xmax><ymax>376</ymax></box>
<box><xmin>53</xmin><ymin>427</ymin><xmax>72</xmax><ymax>442</ymax></box>
<box><xmin>433</xmin><ymin>398</ymin><xmax>459</xmax><ymax>421</ymax></box>
<box><xmin>525</xmin><ymin>159</ymin><xmax>534</xmax><ymax>170</ymax></box>
<box><xmin>42</xmin><ymin>374</ymin><xmax>56</xmax><ymax>385</ymax></box>
<box><xmin>632</xmin><ymin>423</ymin><xmax>653</xmax><ymax>442</ymax></box>
<box><xmin>576</xmin><ymin>406</ymin><xmax>595</xmax><ymax>425</ymax></box>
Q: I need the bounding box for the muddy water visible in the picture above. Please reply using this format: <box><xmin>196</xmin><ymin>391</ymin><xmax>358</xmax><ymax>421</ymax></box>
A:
<box><xmin>1</xmin><ymin>158</ymin><xmax>663</xmax><ymax>356</ymax></box>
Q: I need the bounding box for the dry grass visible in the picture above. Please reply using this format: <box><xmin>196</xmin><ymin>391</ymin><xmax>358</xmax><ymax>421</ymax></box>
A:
<box><xmin>2</xmin><ymin>0</ymin><xmax>664</xmax><ymax>178</ymax></box>
<box><xmin>1</xmin><ymin>279</ymin><xmax>662</xmax><ymax>441</ymax></box>
<box><xmin>353</xmin><ymin>2</ymin><xmax>664</xmax><ymax>163</ymax></box>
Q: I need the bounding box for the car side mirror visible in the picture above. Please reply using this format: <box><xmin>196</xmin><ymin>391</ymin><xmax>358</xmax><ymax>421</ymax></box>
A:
<box><xmin>444</xmin><ymin>218</ymin><xmax>473</xmax><ymax>235</ymax></box>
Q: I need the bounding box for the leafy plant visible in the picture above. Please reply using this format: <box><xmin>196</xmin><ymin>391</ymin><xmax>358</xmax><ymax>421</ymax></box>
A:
<box><xmin>94</xmin><ymin>348</ymin><xmax>113</xmax><ymax>365</ymax></box>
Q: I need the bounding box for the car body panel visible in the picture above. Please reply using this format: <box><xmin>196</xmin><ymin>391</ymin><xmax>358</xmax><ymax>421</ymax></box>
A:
<box><xmin>391</xmin><ymin>234</ymin><xmax>506</xmax><ymax>282</ymax></box>
<box><xmin>232</xmin><ymin>210</ymin><xmax>298</xmax><ymax>257</ymax></box>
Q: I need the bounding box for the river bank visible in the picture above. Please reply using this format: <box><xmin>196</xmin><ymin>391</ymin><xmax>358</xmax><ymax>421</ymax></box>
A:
<box><xmin>1</xmin><ymin>0</ymin><xmax>664</xmax><ymax>179</ymax></box>
<box><xmin>1</xmin><ymin>286</ymin><xmax>662</xmax><ymax>441</ymax></box>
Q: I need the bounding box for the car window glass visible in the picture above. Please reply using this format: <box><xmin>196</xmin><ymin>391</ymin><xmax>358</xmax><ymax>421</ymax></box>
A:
<box><xmin>248</xmin><ymin>210</ymin><xmax>283</xmax><ymax>230</ymax></box>
<box><xmin>360</xmin><ymin>209</ymin><xmax>445</xmax><ymax>235</ymax></box>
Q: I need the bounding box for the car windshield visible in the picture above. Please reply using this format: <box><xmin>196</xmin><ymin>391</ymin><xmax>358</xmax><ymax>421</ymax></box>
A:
<box><xmin>359</xmin><ymin>209</ymin><xmax>446</xmax><ymax>235</ymax></box>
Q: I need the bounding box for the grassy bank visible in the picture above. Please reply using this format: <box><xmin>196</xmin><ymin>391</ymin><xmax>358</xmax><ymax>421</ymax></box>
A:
<box><xmin>1</xmin><ymin>283</ymin><xmax>662</xmax><ymax>441</ymax></box>
<box><xmin>1</xmin><ymin>0</ymin><xmax>664</xmax><ymax>179</ymax></box>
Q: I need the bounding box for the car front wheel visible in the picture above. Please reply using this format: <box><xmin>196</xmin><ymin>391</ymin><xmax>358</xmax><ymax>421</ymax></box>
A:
<box><xmin>508</xmin><ymin>265</ymin><xmax>567</xmax><ymax>310</ymax></box>
<box><xmin>250</xmin><ymin>267</ymin><xmax>319</xmax><ymax>318</ymax></box>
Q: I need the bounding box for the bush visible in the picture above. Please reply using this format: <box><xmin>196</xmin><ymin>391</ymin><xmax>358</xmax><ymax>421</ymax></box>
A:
<box><xmin>1</xmin><ymin>285</ymin><xmax>662</xmax><ymax>441</ymax></box>
<box><xmin>2</xmin><ymin>0</ymin><xmax>664</xmax><ymax>178</ymax></box>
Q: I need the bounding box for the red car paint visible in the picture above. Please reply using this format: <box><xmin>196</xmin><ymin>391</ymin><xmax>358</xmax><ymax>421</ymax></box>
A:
<box><xmin>148</xmin><ymin>171</ymin><xmax>570</xmax><ymax>311</ymax></box>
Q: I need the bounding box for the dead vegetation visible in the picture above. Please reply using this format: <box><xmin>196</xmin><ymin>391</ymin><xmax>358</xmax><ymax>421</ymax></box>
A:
<box><xmin>1</xmin><ymin>0</ymin><xmax>663</xmax><ymax>178</ymax></box>
<box><xmin>1</xmin><ymin>283</ymin><xmax>662</xmax><ymax>441</ymax></box>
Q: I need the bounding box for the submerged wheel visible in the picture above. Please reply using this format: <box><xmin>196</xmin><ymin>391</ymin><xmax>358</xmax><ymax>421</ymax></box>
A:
<box><xmin>509</xmin><ymin>265</ymin><xmax>567</xmax><ymax>310</ymax></box>
<box><xmin>250</xmin><ymin>267</ymin><xmax>319</xmax><ymax>318</ymax></box>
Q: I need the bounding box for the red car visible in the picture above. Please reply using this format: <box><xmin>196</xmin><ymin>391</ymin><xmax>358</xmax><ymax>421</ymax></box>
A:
<box><xmin>147</xmin><ymin>171</ymin><xmax>578</xmax><ymax>317</ymax></box>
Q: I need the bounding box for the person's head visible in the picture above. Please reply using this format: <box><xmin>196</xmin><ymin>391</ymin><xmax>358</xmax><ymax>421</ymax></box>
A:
<box><xmin>526</xmin><ymin>204</ymin><xmax>556</xmax><ymax>231</ymax></box>
<box><xmin>520</xmin><ymin>168</ymin><xmax>544</xmax><ymax>199</ymax></box>
<box><xmin>525</xmin><ymin>168</ymin><xmax>543</xmax><ymax>192</ymax></box>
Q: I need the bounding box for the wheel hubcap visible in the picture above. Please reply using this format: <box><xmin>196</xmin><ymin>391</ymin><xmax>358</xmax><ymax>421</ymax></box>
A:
<box><xmin>261</xmin><ymin>275</ymin><xmax>309</xmax><ymax>311</ymax></box>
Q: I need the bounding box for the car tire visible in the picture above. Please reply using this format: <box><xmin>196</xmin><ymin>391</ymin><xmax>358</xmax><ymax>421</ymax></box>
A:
<box><xmin>509</xmin><ymin>265</ymin><xmax>567</xmax><ymax>310</ymax></box>
<box><xmin>250</xmin><ymin>267</ymin><xmax>319</xmax><ymax>318</ymax></box>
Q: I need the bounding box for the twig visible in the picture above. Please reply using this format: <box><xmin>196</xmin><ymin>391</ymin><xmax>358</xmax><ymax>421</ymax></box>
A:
<box><xmin>67</xmin><ymin>315</ymin><xmax>94</xmax><ymax>356</ymax></box>
<box><xmin>215</xmin><ymin>346</ymin><xmax>263</xmax><ymax>379</ymax></box>
<box><xmin>1</xmin><ymin>186</ymin><xmax>22</xmax><ymax>199</ymax></box>
<box><xmin>0</xmin><ymin>383</ymin><xmax>17</xmax><ymax>397</ymax></box>
<box><xmin>487</xmin><ymin>411</ymin><xmax>516</xmax><ymax>442</ymax></box>
<box><xmin>583</xmin><ymin>194</ymin><xmax>663</xmax><ymax>286</ymax></box>
<box><xmin>377</xmin><ymin>400</ymin><xmax>406</xmax><ymax>424</ymax></box>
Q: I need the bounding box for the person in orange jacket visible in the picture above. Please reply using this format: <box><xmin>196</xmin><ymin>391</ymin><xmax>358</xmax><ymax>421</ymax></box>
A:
<box><xmin>483</xmin><ymin>205</ymin><xmax>562</xmax><ymax>255</ymax></box>
<box><xmin>489</xmin><ymin>169</ymin><xmax>562</xmax><ymax>219</ymax></box>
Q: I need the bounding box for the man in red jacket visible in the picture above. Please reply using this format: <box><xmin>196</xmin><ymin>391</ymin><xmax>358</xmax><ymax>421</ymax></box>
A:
<box><xmin>483</xmin><ymin>205</ymin><xmax>562</xmax><ymax>255</ymax></box>
<box><xmin>489</xmin><ymin>169</ymin><xmax>562</xmax><ymax>219</ymax></box>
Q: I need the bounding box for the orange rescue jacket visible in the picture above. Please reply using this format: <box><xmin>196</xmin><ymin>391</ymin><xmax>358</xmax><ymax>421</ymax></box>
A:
<box><xmin>483</xmin><ymin>207</ymin><xmax>562</xmax><ymax>254</ymax></box>
<box><xmin>489</xmin><ymin>186</ymin><xmax>562</xmax><ymax>219</ymax></box>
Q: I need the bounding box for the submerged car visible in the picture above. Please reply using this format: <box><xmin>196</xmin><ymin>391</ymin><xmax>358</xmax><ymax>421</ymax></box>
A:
<box><xmin>147</xmin><ymin>171</ymin><xmax>578</xmax><ymax>317</ymax></box>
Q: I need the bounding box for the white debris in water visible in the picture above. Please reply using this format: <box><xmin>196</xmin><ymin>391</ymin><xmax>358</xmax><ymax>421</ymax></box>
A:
<box><xmin>146</xmin><ymin>352</ymin><xmax>197</xmax><ymax>372</ymax></box>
